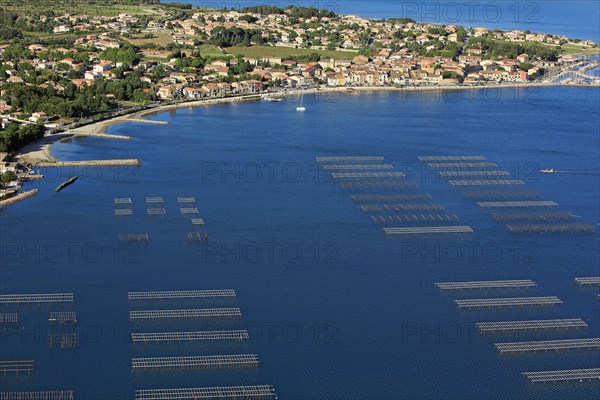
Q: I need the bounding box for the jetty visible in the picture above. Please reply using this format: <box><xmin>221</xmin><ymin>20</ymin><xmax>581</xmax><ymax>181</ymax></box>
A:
<box><xmin>127</xmin><ymin>119</ymin><xmax>168</xmax><ymax>125</ymax></box>
<box><xmin>371</xmin><ymin>214</ymin><xmax>459</xmax><ymax>224</ymax></box>
<box><xmin>575</xmin><ymin>277</ymin><xmax>600</xmax><ymax>285</ymax></box>
<box><xmin>323</xmin><ymin>164</ymin><xmax>394</xmax><ymax>170</ymax></box>
<box><xmin>131</xmin><ymin>330</ymin><xmax>249</xmax><ymax>343</ymax></box>
<box><xmin>145</xmin><ymin>197</ymin><xmax>164</xmax><ymax>204</ymax></box>
<box><xmin>118</xmin><ymin>234</ymin><xmax>149</xmax><ymax>242</ymax></box>
<box><xmin>435</xmin><ymin>279</ymin><xmax>536</xmax><ymax>291</ymax></box>
<box><xmin>180</xmin><ymin>208</ymin><xmax>199</xmax><ymax>215</ymax></box>
<box><xmin>129</xmin><ymin>308</ymin><xmax>241</xmax><ymax>321</ymax></box>
<box><xmin>54</xmin><ymin>176</ymin><xmax>78</xmax><ymax>192</ymax></box>
<box><xmin>507</xmin><ymin>223</ymin><xmax>595</xmax><ymax>234</ymax></box>
<box><xmin>0</xmin><ymin>293</ymin><xmax>73</xmax><ymax>305</ymax></box>
<box><xmin>338</xmin><ymin>180</ymin><xmax>416</xmax><ymax>189</ymax></box>
<box><xmin>476</xmin><ymin>318</ymin><xmax>588</xmax><ymax>333</ymax></box>
<box><xmin>464</xmin><ymin>191</ymin><xmax>541</xmax><ymax>200</ymax></box>
<box><xmin>492</xmin><ymin>213</ymin><xmax>575</xmax><ymax>222</ymax></box>
<box><xmin>191</xmin><ymin>218</ymin><xmax>205</xmax><ymax>226</ymax></box>
<box><xmin>523</xmin><ymin>368</ymin><xmax>600</xmax><ymax>383</ymax></box>
<box><xmin>419</xmin><ymin>156</ymin><xmax>486</xmax><ymax>162</ymax></box>
<box><xmin>449</xmin><ymin>179</ymin><xmax>525</xmax><ymax>186</ymax></box>
<box><xmin>478</xmin><ymin>201</ymin><xmax>558</xmax><ymax>208</ymax></box>
<box><xmin>48</xmin><ymin>333</ymin><xmax>79</xmax><ymax>349</ymax></box>
<box><xmin>360</xmin><ymin>203</ymin><xmax>444</xmax><ymax>212</ymax></box>
<box><xmin>114</xmin><ymin>197</ymin><xmax>132</xmax><ymax>205</ymax></box>
<box><xmin>439</xmin><ymin>170</ymin><xmax>509</xmax><ymax>177</ymax></box>
<box><xmin>131</xmin><ymin>354</ymin><xmax>259</xmax><ymax>371</ymax></box>
<box><xmin>351</xmin><ymin>193</ymin><xmax>432</xmax><ymax>202</ymax></box>
<box><xmin>79</xmin><ymin>132</ymin><xmax>130</xmax><ymax>140</ymax></box>
<box><xmin>454</xmin><ymin>296</ymin><xmax>562</xmax><ymax>309</ymax></box>
<box><xmin>37</xmin><ymin>159</ymin><xmax>141</xmax><ymax>167</ymax></box>
<box><xmin>495</xmin><ymin>338</ymin><xmax>600</xmax><ymax>354</ymax></box>
<box><xmin>0</xmin><ymin>360</ymin><xmax>34</xmax><ymax>375</ymax></box>
<box><xmin>332</xmin><ymin>171</ymin><xmax>405</xmax><ymax>179</ymax></box>
<box><xmin>427</xmin><ymin>162</ymin><xmax>498</xmax><ymax>169</ymax></box>
<box><xmin>177</xmin><ymin>197</ymin><xmax>196</xmax><ymax>203</ymax></box>
<box><xmin>128</xmin><ymin>289</ymin><xmax>235</xmax><ymax>301</ymax></box>
<box><xmin>115</xmin><ymin>209</ymin><xmax>133</xmax><ymax>216</ymax></box>
<box><xmin>134</xmin><ymin>385</ymin><xmax>276</xmax><ymax>400</ymax></box>
<box><xmin>49</xmin><ymin>312</ymin><xmax>77</xmax><ymax>325</ymax></box>
<box><xmin>384</xmin><ymin>226</ymin><xmax>473</xmax><ymax>235</ymax></box>
<box><xmin>0</xmin><ymin>391</ymin><xmax>73</xmax><ymax>400</ymax></box>
<box><xmin>316</xmin><ymin>156</ymin><xmax>384</xmax><ymax>162</ymax></box>
<box><xmin>147</xmin><ymin>208</ymin><xmax>166</xmax><ymax>216</ymax></box>
<box><xmin>0</xmin><ymin>313</ymin><xmax>18</xmax><ymax>325</ymax></box>
<box><xmin>0</xmin><ymin>189</ymin><xmax>39</xmax><ymax>208</ymax></box>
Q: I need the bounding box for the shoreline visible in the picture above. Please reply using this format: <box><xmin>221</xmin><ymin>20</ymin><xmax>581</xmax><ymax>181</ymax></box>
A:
<box><xmin>15</xmin><ymin>82</ymin><xmax>598</xmax><ymax>163</ymax></box>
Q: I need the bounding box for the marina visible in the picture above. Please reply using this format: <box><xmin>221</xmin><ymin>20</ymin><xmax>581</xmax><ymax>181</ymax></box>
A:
<box><xmin>478</xmin><ymin>201</ymin><xmax>559</xmax><ymax>208</ymax></box>
<box><xmin>128</xmin><ymin>289</ymin><xmax>236</xmax><ymax>301</ymax></box>
<box><xmin>454</xmin><ymin>296</ymin><xmax>562</xmax><ymax>309</ymax></box>
<box><xmin>495</xmin><ymin>338</ymin><xmax>600</xmax><ymax>354</ymax></box>
<box><xmin>522</xmin><ymin>368</ymin><xmax>600</xmax><ymax>383</ymax></box>
<box><xmin>49</xmin><ymin>312</ymin><xmax>77</xmax><ymax>325</ymax></box>
<box><xmin>575</xmin><ymin>277</ymin><xmax>600</xmax><ymax>285</ymax></box>
<box><xmin>129</xmin><ymin>308</ymin><xmax>242</xmax><ymax>321</ymax></box>
<box><xmin>134</xmin><ymin>385</ymin><xmax>276</xmax><ymax>400</ymax></box>
<box><xmin>383</xmin><ymin>226</ymin><xmax>473</xmax><ymax>235</ymax></box>
<box><xmin>435</xmin><ymin>280</ymin><xmax>537</xmax><ymax>291</ymax></box>
<box><xmin>0</xmin><ymin>360</ymin><xmax>34</xmax><ymax>375</ymax></box>
<box><xmin>476</xmin><ymin>319</ymin><xmax>589</xmax><ymax>333</ymax></box>
<box><xmin>507</xmin><ymin>223</ymin><xmax>595</xmax><ymax>234</ymax></box>
<box><xmin>131</xmin><ymin>354</ymin><xmax>259</xmax><ymax>371</ymax></box>
<box><xmin>0</xmin><ymin>391</ymin><xmax>74</xmax><ymax>400</ymax></box>
<box><xmin>448</xmin><ymin>180</ymin><xmax>525</xmax><ymax>186</ymax></box>
<box><xmin>131</xmin><ymin>330</ymin><xmax>249</xmax><ymax>343</ymax></box>
<box><xmin>0</xmin><ymin>293</ymin><xmax>73</xmax><ymax>305</ymax></box>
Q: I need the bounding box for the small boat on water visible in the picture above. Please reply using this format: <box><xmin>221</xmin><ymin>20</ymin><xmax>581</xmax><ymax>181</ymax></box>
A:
<box><xmin>296</xmin><ymin>91</ymin><xmax>306</xmax><ymax>112</ymax></box>
<box><xmin>263</xmin><ymin>97</ymin><xmax>282</xmax><ymax>102</ymax></box>
<box><xmin>540</xmin><ymin>169</ymin><xmax>556</xmax><ymax>173</ymax></box>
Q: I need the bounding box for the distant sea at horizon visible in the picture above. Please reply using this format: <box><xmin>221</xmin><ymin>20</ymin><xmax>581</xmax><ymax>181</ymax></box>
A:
<box><xmin>162</xmin><ymin>0</ymin><xmax>600</xmax><ymax>41</ymax></box>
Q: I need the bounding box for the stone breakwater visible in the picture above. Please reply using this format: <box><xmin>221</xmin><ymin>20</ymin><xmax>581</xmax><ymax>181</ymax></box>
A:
<box><xmin>36</xmin><ymin>159</ymin><xmax>142</xmax><ymax>167</ymax></box>
<box><xmin>0</xmin><ymin>189</ymin><xmax>39</xmax><ymax>208</ymax></box>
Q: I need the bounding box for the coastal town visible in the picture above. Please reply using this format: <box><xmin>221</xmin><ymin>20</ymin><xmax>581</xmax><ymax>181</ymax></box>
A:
<box><xmin>0</xmin><ymin>0</ymin><xmax>599</xmax><ymax>200</ymax></box>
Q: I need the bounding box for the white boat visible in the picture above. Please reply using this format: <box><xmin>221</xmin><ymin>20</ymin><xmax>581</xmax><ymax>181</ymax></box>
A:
<box><xmin>540</xmin><ymin>168</ymin><xmax>555</xmax><ymax>173</ymax></box>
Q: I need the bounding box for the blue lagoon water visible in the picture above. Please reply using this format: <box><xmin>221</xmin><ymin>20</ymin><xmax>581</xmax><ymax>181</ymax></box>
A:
<box><xmin>1</xmin><ymin>87</ymin><xmax>599</xmax><ymax>399</ymax></box>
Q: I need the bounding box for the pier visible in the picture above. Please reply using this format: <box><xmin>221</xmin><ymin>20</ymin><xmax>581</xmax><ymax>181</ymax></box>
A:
<box><xmin>492</xmin><ymin>213</ymin><xmax>575</xmax><ymax>222</ymax></box>
<box><xmin>0</xmin><ymin>189</ymin><xmax>39</xmax><ymax>208</ymax></box>
<box><xmin>449</xmin><ymin>180</ymin><xmax>525</xmax><ymax>186</ymax></box>
<box><xmin>54</xmin><ymin>177</ymin><xmax>78</xmax><ymax>192</ymax></box>
<box><xmin>115</xmin><ymin>209</ymin><xmax>133</xmax><ymax>216</ymax></box>
<box><xmin>131</xmin><ymin>354</ymin><xmax>258</xmax><ymax>371</ymax></box>
<box><xmin>338</xmin><ymin>180</ymin><xmax>416</xmax><ymax>189</ymax></box>
<box><xmin>495</xmin><ymin>338</ymin><xmax>600</xmax><ymax>354</ymax></box>
<box><xmin>135</xmin><ymin>385</ymin><xmax>276</xmax><ymax>400</ymax></box>
<box><xmin>476</xmin><ymin>319</ymin><xmax>588</xmax><ymax>333</ymax></box>
<box><xmin>191</xmin><ymin>218</ymin><xmax>205</xmax><ymax>226</ymax></box>
<box><xmin>180</xmin><ymin>208</ymin><xmax>199</xmax><ymax>215</ymax></box>
<box><xmin>128</xmin><ymin>289</ymin><xmax>236</xmax><ymax>301</ymax></box>
<box><xmin>0</xmin><ymin>313</ymin><xmax>18</xmax><ymax>324</ymax></box>
<box><xmin>332</xmin><ymin>171</ymin><xmax>405</xmax><ymax>179</ymax></box>
<box><xmin>128</xmin><ymin>119</ymin><xmax>169</xmax><ymax>125</ymax></box>
<box><xmin>507</xmin><ymin>223</ymin><xmax>595</xmax><ymax>234</ymax></box>
<box><xmin>371</xmin><ymin>214</ymin><xmax>459</xmax><ymax>224</ymax></box>
<box><xmin>118</xmin><ymin>234</ymin><xmax>149</xmax><ymax>242</ymax></box>
<box><xmin>575</xmin><ymin>277</ymin><xmax>600</xmax><ymax>285</ymax></box>
<box><xmin>436</xmin><ymin>280</ymin><xmax>536</xmax><ymax>291</ymax></box>
<box><xmin>351</xmin><ymin>193</ymin><xmax>431</xmax><ymax>202</ymax></box>
<box><xmin>464</xmin><ymin>191</ymin><xmax>541</xmax><ymax>200</ymax></box>
<box><xmin>131</xmin><ymin>330</ymin><xmax>249</xmax><ymax>343</ymax></box>
<box><xmin>419</xmin><ymin>156</ymin><xmax>486</xmax><ymax>162</ymax></box>
<box><xmin>0</xmin><ymin>360</ymin><xmax>33</xmax><ymax>375</ymax></box>
<box><xmin>0</xmin><ymin>391</ymin><xmax>73</xmax><ymax>400</ymax></box>
<box><xmin>147</xmin><ymin>208</ymin><xmax>166</xmax><ymax>216</ymax></box>
<box><xmin>37</xmin><ymin>159</ymin><xmax>141</xmax><ymax>167</ymax></box>
<box><xmin>455</xmin><ymin>296</ymin><xmax>562</xmax><ymax>309</ymax></box>
<box><xmin>129</xmin><ymin>308</ymin><xmax>241</xmax><ymax>321</ymax></box>
<box><xmin>427</xmin><ymin>162</ymin><xmax>498</xmax><ymax>169</ymax></box>
<box><xmin>316</xmin><ymin>156</ymin><xmax>384</xmax><ymax>162</ymax></box>
<box><xmin>478</xmin><ymin>201</ymin><xmax>558</xmax><ymax>208</ymax></box>
<box><xmin>48</xmin><ymin>334</ymin><xmax>79</xmax><ymax>349</ymax></box>
<box><xmin>49</xmin><ymin>312</ymin><xmax>77</xmax><ymax>325</ymax></box>
<box><xmin>383</xmin><ymin>226</ymin><xmax>473</xmax><ymax>235</ymax></box>
<box><xmin>361</xmin><ymin>203</ymin><xmax>444</xmax><ymax>212</ymax></box>
<box><xmin>323</xmin><ymin>164</ymin><xmax>394</xmax><ymax>170</ymax></box>
<box><xmin>0</xmin><ymin>293</ymin><xmax>73</xmax><ymax>305</ymax></box>
<box><xmin>145</xmin><ymin>197</ymin><xmax>164</xmax><ymax>203</ymax></box>
<box><xmin>523</xmin><ymin>368</ymin><xmax>600</xmax><ymax>383</ymax></box>
<box><xmin>177</xmin><ymin>197</ymin><xmax>196</xmax><ymax>203</ymax></box>
<box><xmin>114</xmin><ymin>198</ymin><xmax>132</xmax><ymax>205</ymax></box>
<box><xmin>439</xmin><ymin>171</ymin><xmax>509</xmax><ymax>177</ymax></box>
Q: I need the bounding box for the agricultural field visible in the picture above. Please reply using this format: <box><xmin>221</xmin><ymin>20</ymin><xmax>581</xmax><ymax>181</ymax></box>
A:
<box><xmin>226</xmin><ymin>45</ymin><xmax>359</xmax><ymax>60</ymax></box>
<box><xmin>199</xmin><ymin>44</ymin><xmax>227</xmax><ymax>58</ymax></box>
<box><xmin>126</xmin><ymin>32</ymin><xmax>173</xmax><ymax>48</ymax></box>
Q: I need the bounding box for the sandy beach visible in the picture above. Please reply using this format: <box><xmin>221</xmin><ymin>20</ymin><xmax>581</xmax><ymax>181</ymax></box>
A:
<box><xmin>14</xmin><ymin>81</ymin><xmax>596</xmax><ymax>163</ymax></box>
